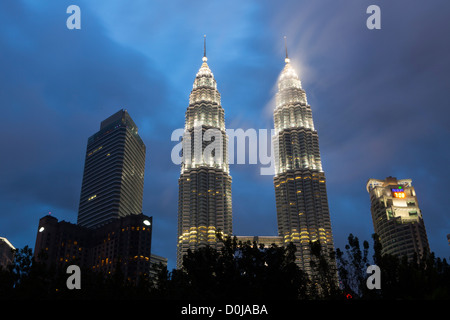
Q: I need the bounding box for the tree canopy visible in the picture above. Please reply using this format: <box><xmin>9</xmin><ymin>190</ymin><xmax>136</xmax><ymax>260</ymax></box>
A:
<box><xmin>1</xmin><ymin>234</ymin><xmax>449</xmax><ymax>300</ymax></box>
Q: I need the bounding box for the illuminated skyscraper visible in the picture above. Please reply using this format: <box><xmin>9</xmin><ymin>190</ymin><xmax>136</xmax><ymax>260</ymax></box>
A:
<box><xmin>272</xmin><ymin>39</ymin><xmax>336</xmax><ymax>277</ymax></box>
<box><xmin>77</xmin><ymin>109</ymin><xmax>146</xmax><ymax>229</ymax></box>
<box><xmin>366</xmin><ymin>177</ymin><xmax>430</xmax><ymax>261</ymax></box>
<box><xmin>177</xmin><ymin>37</ymin><xmax>232</xmax><ymax>268</ymax></box>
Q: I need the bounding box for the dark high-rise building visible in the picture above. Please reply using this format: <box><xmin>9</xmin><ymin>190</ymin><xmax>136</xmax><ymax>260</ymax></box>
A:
<box><xmin>0</xmin><ymin>237</ymin><xmax>15</xmax><ymax>269</ymax></box>
<box><xmin>177</xmin><ymin>38</ymin><xmax>233</xmax><ymax>268</ymax></box>
<box><xmin>272</xmin><ymin>40</ymin><xmax>336</xmax><ymax>277</ymax></box>
<box><xmin>367</xmin><ymin>177</ymin><xmax>430</xmax><ymax>261</ymax></box>
<box><xmin>77</xmin><ymin>109</ymin><xmax>146</xmax><ymax>229</ymax></box>
<box><xmin>34</xmin><ymin>213</ymin><xmax>153</xmax><ymax>283</ymax></box>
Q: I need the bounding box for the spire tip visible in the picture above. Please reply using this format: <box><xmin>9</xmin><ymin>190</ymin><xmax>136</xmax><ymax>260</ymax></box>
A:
<box><xmin>284</xmin><ymin>36</ymin><xmax>290</xmax><ymax>63</ymax></box>
<box><xmin>203</xmin><ymin>35</ymin><xmax>207</xmax><ymax>62</ymax></box>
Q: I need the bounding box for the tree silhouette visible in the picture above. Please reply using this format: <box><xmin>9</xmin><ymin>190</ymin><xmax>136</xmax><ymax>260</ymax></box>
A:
<box><xmin>336</xmin><ymin>233</ymin><xmax>450</xmax><ymax>299</ymax></box>
<box><xmin>336</xmin><ymin>234</ymin><xmax>371</xmax><ymax>298</ymax></box>
<box><xmin>1</xmin><ymin>233</ymin><xmax>449</xmax><ymax>300</ymax></box>
<box><xmin>155</xmin><ymin>235</ymin><xmax>309</xmax><ymax>299</ymax></box>
<box><xmin>309</xmin><ymin>240</ymin><xmax>340</xmax><ymax>299</ymax></box>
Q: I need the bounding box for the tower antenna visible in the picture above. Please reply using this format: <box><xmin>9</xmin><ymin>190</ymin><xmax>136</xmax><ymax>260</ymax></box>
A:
<box><xmin>284</xmin><ymin>36</ymin><xmax>290</xmax><ymax>63</ymax></box>
<box><xmin>203</xmin><ymin>35</ymin><xmax>207</xmax><ymax>61</ymax></box>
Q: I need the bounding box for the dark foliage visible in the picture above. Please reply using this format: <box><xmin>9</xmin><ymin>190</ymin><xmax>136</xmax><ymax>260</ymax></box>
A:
<box><xmin>336</xmin><ymin>233</ymin><xmax>450</xmax><ymax>299</ymax></box>
<box><xmin>1</xmin><ymin>233</ymin><xmax>449</xmax><ymax>300</ymax></box>
<box><xmin>158</xmin><ymin>236</ymin><xmax>310</xmax><ymax>299</ymax></box>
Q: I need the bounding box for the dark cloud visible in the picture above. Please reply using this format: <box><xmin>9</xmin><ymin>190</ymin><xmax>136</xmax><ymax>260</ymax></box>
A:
<box><xmin>0</xmin><ymin>1</ymin><xmax>170</xmax><ymax>248</ymax></box>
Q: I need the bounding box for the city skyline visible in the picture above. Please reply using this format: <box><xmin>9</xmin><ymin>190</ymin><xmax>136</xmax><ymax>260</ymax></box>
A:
<box><xmin>1</xmin><ymin>1</ymin><xmax>449</xmax><ymax>272</ymax></box>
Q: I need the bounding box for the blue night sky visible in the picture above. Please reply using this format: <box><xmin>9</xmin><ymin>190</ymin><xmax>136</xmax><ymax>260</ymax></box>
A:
<box><xmin>1</xmin><ymin>0</ymin><xmax>449</xmax><ymax>271</ymax></box>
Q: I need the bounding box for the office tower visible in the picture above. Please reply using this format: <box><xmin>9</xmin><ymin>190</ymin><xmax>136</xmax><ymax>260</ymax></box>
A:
<box><xmin>366</xmin><ymin>177</ymin><xmax>430</xmax><ymax>261</ymax></box>
<box><xmin>34</xmin><ymin>213</ymin><xmax>153</xmax><ymax>283</ymax></box>
<box><xmin>177</xmin><ymin>37</ymin><xmax>232</xmax><ymax>268</ymax></box>
<box><xmin>0</xmin><ymin>237</ymin><xmax>15</xmax><ymax>269</ymax></box>
<box><xmin>272</xmin><ymin>40</ymin><xmax>336</xmax><ymax>277</ymax></box>
<box><xmin>77</xmin><ymin>109</ymin><xmax>146</xmax><ymax>229</ymax></box>
<box><xmin>149</xmin><ymin>254</ymin><xmax>168</xmax><ymax>286</ymax></box>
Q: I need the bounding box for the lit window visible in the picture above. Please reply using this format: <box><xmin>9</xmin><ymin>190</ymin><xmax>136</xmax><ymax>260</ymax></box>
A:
<box><xmin>88</xmin><ymin>146</ymin><xmax>103</xmax><ymax>157</ymax></box>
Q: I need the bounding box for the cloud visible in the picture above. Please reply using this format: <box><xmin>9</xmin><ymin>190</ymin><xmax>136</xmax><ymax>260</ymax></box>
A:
<box><xmin>0</xmin><ymin>1</ymin><xmax>171</xmax><ymax>246</ymax></box>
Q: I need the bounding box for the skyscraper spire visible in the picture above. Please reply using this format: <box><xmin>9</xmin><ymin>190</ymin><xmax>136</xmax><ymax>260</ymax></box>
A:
<box><xmin>203</xmin><ymin>35</ymin><xmax>207</xmax><ymax>62</ymax></box>
<box><xmin>284</xmin><ymin>36</ymin><xmax>290</xmax><ymax>63</ymax></box>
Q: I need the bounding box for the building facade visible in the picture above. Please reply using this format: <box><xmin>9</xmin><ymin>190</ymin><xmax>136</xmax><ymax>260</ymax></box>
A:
<box><xmin>235</xmin><ymin>236</ymin><xmax>283</xmax><ymax>248</ymax></box>
<box><xmin>149</xmin><ymin>254</ymin><xmax>168</xmax><ymax>286</ymax></box>
<box><xmin>272</xmin><ymin>44</ymin><xmax>336</xmax><ymax>277</ymax></box>
<box><xmin>0</xmin><ymin>237</ymin><xmax>15</xmax><ymax>270</ymax></box>
<box><xmin>367</xmin><ymin>177</ymin><xmax>430</xmax><ymax>261</ymax></box>
<box><xmin>77</xmin><ymin>109</ymin><xmax>146</xmax><ymax>229</ymax></box>
<box><xmin>177</xmin><ymin>39</ymin><xmax>233</xmax><ymax>268</ymax></box>
<box><xmin>34</xmin><ymin>214</ymin><xmax>153</xmax><ymax>283</ymax></box>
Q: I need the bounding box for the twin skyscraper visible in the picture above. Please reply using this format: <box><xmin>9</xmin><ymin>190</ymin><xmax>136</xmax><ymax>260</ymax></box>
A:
<box><xmin>176</xmin><ymin>37</ymin><xmax>336</xmax><ymax>278</ymax></box>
